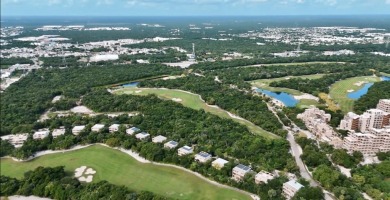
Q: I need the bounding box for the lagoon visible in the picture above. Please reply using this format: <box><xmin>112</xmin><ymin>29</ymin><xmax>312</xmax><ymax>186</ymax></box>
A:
<box><xmin>256</xmin><ymin>88</ymin><xmax>298</xmax><ymax>107</ymax></box>
<box><xmin>122</xmin><ymin>82</ymin><xmax>139</xmax><ymax>87</ymax></box>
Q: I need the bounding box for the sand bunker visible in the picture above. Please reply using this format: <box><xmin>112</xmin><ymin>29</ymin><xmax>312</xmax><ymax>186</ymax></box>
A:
<box><xmin>354</xmin><ymin>81</ymin><xmax>367</xmax><ymax>87</ymax></box>
<box><xmin>347</xmin><ymin>89</ymin><xmax>354</xmax><ymax>92</ymax></box>
<box><xmin>172</xmin><ymin>98</ymin><xmax>182</xmax><ymax>102</ymax></box>
<box><xmin>75</xmin><ymin>166</ymin><xmax>96</xmax><ymax>183</ymax></box>
<box><xmin>135</xmin><ymin>90</ymin><xmax>142</xmax><ymax>93</ymax></box>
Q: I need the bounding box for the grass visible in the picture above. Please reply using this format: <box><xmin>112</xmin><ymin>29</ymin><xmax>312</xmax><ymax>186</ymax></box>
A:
<box><xmin>0</xmin><ymin>145</ymin><xmax>251</xmax><ymax>200</ymax></box>
<box><xmin>250</xmin><ymin>74</ymin><xmax>326</xmax><ymax>96</ymax></box>
<box><xmin>329</xmin><ymin>76</ymin><xmax>381</xmax><ymax>113</ymax></box>
<box><xmin>318</xmin><ymin>93</ymin><xmax>340</xmax><ymax>112</ymax></box>
<box><xmin>114</xmin><ymin>87</ymin><xmax>279</xmax><ymax>139</ymax></box>
<box><xmin>297</xmin><ymin>99</ymin><xmax>321</xmax><ymax>109</ymax></box>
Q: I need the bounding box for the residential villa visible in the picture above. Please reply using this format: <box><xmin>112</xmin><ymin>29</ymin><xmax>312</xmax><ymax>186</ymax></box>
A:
<box><xmin>135</xmin><ymin>132</ymin><xmax>150</xmax><ymax>140</ymax></box>
<box><xmin>126</xmin><ymin>127</ymin><xmax>140</xmax><ymax>135</ymax></box>
<box><xmin>152</xmin><ymin>135</ymin><xmax>167</xmax><ymax>143</ymax></box>
<box><xmin>52</xmin><ymin>127</ymin><xmax>66</xmax><ymax>138</ymax></box>
<box><xmin>255</xmin><ymin>171</ymin><xmax>276</xmax><ymax>184</ymax></box>
<box><xmin>164</xmin><ymin>140</ymin><xmax>178</xmax><ymax>149</ymax></box>
<box><xmin>178</xmin><ymin>145</ymin><xmax>193</xmax><ymax>156</ymax></box>
<box><xmin>72</xmin><ymin>125</ymin><xmax>86</xmax><ymax>135</ymax></box>
<box><xmin>194</xmin><ymin>151</ymin><xmax>212</xmax><ymax>163</ymax></box>
<box><xmin>91</xmin><ymin>124</ymin><xmax>105</xmax><ymax>132</ymax></box>
<box><xmin>232</xmin><ymin>164</ymin><xmax>251</xmax><ymax>182</ymax></box>
<box><xmin>109</xmin><ymin>124</ymin><xmax>120</xmax><ymax>133</ymax></box>
<box><xmin>33</xmin><ymin>129</ymin><xmax>50</xmax><ymax>140</ymax></box>
<box><xmin>1</xmin><ymin>133</ymin><xmax>29</xmax><ymax>148</ymax></box>
<box><xmin>211</xmin><ymin>158</ymin><xmax>229</xmax><ymax>169</ymax></box>
<box><xmin>283</xmin><ymin>180</ymin><xmax>304</xmax><ymax>200</ymax></box>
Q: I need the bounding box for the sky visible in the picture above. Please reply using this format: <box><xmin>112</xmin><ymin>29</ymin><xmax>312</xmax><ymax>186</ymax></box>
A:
<box><xmin>1</xmin><ymin>0</ymin><xmax>390</xmax><ymax>16</ymax></box>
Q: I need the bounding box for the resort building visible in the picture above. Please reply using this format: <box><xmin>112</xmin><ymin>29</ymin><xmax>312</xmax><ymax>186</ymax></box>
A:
<box><xmin>298</xmin><ymin>106</ymin><xmax>342</xmax><ymax>148</ymax></box>
<box><xmin>232</xmin><ymin>164</ymin><xmax>251</xmax><ymax>182</ymax></box>
<box><xmin>126</xmin><ymin>127</ymin><xmax>140</xmax><ymax>135</ymax></box>
<box><xmin>109</xmin><ymin>124</ymin><xmax>120</xmax><ymax>133</ymax></box>
<box><xmin>91</xmin><ymin>124</ymin><xmax>105</xmax><ymax>132</ymax></box>
<box><xmin>194</xmin><ymin>151</ymin><xmax>212</xmax><ymax>163</ymax></box>
<box><xmin>135</xmin><ymin>132</ymin><xmax>150</xmax><ymax>140</ymax></box>
<box><xmin>283</xmin><ymin>180</ymin><xmax>304</xmax><ymax>200</ymax></box>
<box><xmin>164</xmin><ymin>140</ymin><xmax>178</xmax><ymax>149</ymax></box>
<box><xmin>343</xmin><ymin>126</ymin><xmax>390</xmax><ymax>155</ymax></box>
<box><xmin>178</xmin><ymin>145</ymin><xmax>193</xmax><ymax>156</ymax></box>
<box><xmin>72</xmin><ymin>125</ymin><xmax>86</xmax><ymax>135</ymax></box>
<box><xmin>377</xmin><ymin>99</ymin><xmax>390</xmax><ymax>112</ymax></box>
<box><xmin>152</xmin><ymin>135</ymin><xmax>167</xmax><ymax>143</ymax></box>
<box><xmin>1</xmin><ymin>133</ymin><xmax>29</xmax><ymax>148</ymax></box>
<box><xmin>212</xmin><ymin>158</ymin><xmax>229</xmax><ymax>170</ymax></box>
<box><xmin>52</xmin><ymin>127</ymin><xmax>66</xmax><ymax>138</ymax></box>
<box><xmin>339</xmin><ymin>100</ymin><xmax>390</xmax><ymax>132</ymax></box>
<box><xmin>33</xmin><ymin>129</ymin><xmax>50</xmax><ymax>140</ymax></box>
<box><xmin>255</xmin><ymin>171</ymin><xmax>276</xmax><ymax>184</ymax></box>
<box><xmin>339</xmin><ymin>112</ymin><xmax>360</xmax><ymax>131</ymax></box>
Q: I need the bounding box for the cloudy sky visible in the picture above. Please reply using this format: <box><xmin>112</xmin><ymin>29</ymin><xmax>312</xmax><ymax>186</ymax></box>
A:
<box><xmin>2</xmin><ymin>0</ymin><xmax>390</xmax><ymax>16</ymax></box>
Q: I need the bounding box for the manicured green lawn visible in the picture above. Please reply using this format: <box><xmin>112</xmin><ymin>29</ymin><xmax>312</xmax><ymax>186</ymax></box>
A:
<box><xmin>250</xmin><ymin>74</ymin><xmax>326</xmax><ymax>96</ymax></box>
<box><xmin>297</xmin><ymin>99</ymin><xmax>321</xmax><ymax>109</ymax></box>
<box><xmin>329</xmin><ymin>76</ymin><xmax>381</xmax><ymax>113</ymax></box>
<box><xmin>114</xmin><ymin>88</ymin><xmax>279</xmax><ymax>139</ymax></box>
<box><xmin>0</xmin><ymin>145</ymin><xmax>251</xmax><ymax>200</ymax></box>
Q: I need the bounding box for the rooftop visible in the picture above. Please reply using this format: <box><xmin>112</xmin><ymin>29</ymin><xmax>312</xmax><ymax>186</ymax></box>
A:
<box><xmin>285</xmin><ymin>180</ymin><xmax>304</xmax><ymax>191</ymax></box>
<box><xmin>235</xmin><ymin>164</ymin><xmax>251</xmax><ymax>172</ymax></box>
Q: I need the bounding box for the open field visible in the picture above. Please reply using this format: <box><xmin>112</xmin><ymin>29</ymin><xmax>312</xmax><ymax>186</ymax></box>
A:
<box><xmin>329</xmin><ymin>76</ymin><xmax>381</xmax><ymax>113</ymax></box>
<box><xmin>114</xmin><ymin>87</ymin><xmax>279</xmax><ymax>139</ymax></box>
<box><xmin>250</xmin><ymin>74</ymin><xmax>326</xmax><ymax>96</ymax></box>
<box><xmin>0</xmin><ymin>145</ymin><xmax>251</xmax><ymax>200</ymax></box>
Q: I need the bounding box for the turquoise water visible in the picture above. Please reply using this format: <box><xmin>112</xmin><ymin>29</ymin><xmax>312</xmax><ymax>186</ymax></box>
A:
<box><xmin>122</xmin><ymin>82</ymin><xmax>139</xmax><ymax>87</ymax></box>
<box><xmin>256</xmin><ymin>88</ymin><xmax>298</xmax><ymax>107</ymax></box>
<box><xmin>347</xmin><ymin>76</ymin><xmax>390</xmax><ymax>100</ymax></box>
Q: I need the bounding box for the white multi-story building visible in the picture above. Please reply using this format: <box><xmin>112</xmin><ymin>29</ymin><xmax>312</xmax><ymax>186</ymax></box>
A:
<box><xmin>359</xmin><ymin>109</ymin><xmax>388</xmax><ymax>132</ymax></box>
<box><xmin>343</xmin><ymin>126</ymin><xmax>390</xmax><ymax>155</ymax></box>
<box><xmin>212</xmin><ymin>158</ymin><xmax>229</xmax><ymax>169</ymax></box>
<box><xmin>232</xmin><ymin>164</ymin><xmax>251</xmax><ymax>182</ymax></box>
<box><xmin>109</xmin><ymin>124</ymin><xmax>120</xmax><ymax>133</ymax></box>
<box><xmin>339</xmin><ymin>112</ymin><xmax>360</xmax><ymax>131</ymax></box>
<box><xmin>377</xmin><ymin>99</ymin><xmax>390</xmax><ymax>112</ymax></box>
<box><xmin>164</xmin><ymin>140</ymin><xmax>178</xmax><ymax>149</ymax></box>
<box><xmin>91</xmin><ymin>124</ymin><xmax>105</xmax><ymax>132</ymax></box>
<box><xmin>194</xmin><ymin>151</ymin><xmax>212</xmax><ymax>163</ymax></box>
<box><xmin>152</xmin><ymin>135</ymin><xmax>167</xmax><ymax>143</ymax></box>
<box><xmin>255</xmin><ymin>171</ymin><xmax>276</xmax><ymax>184</ymax></box>
<box><xmin>135</xmin><ymin>132</ymin><xmax>150</xmax><ymax>140</ymax></box>
<box><xmin>178</xmin><ymin>145</ymin><xmax>193</xmax><ymax>156</ymax></box>
<box><xmin>33</xmin><ymin>129</ymin><xmax>50</xmax><ymax>140</ymax></box>
<box><xmin>298</xmin><ymin>106</ymin><xmax>342</xmax><ymax>148</ymax></box>
<box><xmin>1</xmin><ymin>133</ymin><xmax>29</xmax><ymax>148</ymax></box>
<box><xmin>72</xmin><ymin>125</ymin><xmax>85</xmax><ymax>135</ymax></box>
<box><xmin>52</xmin><ymin>127</ymin><xmax>66</xmax><ymax>138</ymax></box>
<box><xmin>283</xmin><ymin>180</ymin><xmax>304</xmax><ymax>200</ymax></box>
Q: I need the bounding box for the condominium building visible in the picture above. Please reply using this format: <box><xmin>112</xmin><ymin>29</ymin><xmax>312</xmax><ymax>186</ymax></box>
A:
<box><xmin>377</xmin><ymin>99</ymin><xmax>390</xmax><ymax>112</ymax></box>
<box><xmin>33</xmin><ymin>129</ymin><xmax>50</xmax><ymax>140</ymax></box>
<box><xmin>343</xmin><ymin>126</ymin><xmax>390</xmax><ymax>155</ymax></box>
<box><xmin>211</xmin><ymin>158</ymin><xmax>229</xmax><ymax>170</ymax></box>
<box><xmin>339</xmin><ymin>99</ymin><xmax>390</xmax><ymax>132</ymax></box>
<box><xmin>52</xmin><ymin>127</ymin><xmax>66</xmax><ymax>138</ymax></box>
<box><xmin>339</xmin><ymin>112</ymin><xmax>360</xmax><ymax>131</ymax></box>
<box><xmin>283</xmin><ymin>180</ymin><xmax>304</xmax><ymax>200</ymax></box>
<box><xmin>1</xmin><ymin>133</ymin><xmax>29</xmax><ymax>148</ymax></box>
<box><xmin>297</xmin><ymin>106</ymin><xmax>342</xmax><ymax>148</ymax></box>
<box><xmin>178</xmin><ymin>145</ymin><xmax>193</xmax><ymax>156</ymax></box>
<box><xmin>194</xmin><ymin>151</ymin><xmax>212</xmax><ymax>163</ymax></box>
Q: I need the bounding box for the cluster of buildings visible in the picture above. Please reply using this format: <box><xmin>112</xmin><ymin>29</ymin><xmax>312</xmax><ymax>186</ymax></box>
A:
<box><xmin>35</xmin><ymin>25</ymin><xmax>130</xmax><ymax>31</ymax></box>
<box><xmin>339</xmin><ymin>99</ymin><xmax>390</xmax><ymax>155</ymax></box>
<box><xmin>297</xmin><ymin>106</ymin><xmax>343</xmax><ymax>148</ymax></box>
<box><xmin>297</xmin><ymin>99</ymin><xmax>390</xmax><ymax>156</ymax></box>
<box><xmin>0</xmin><ymin>127</ymin><xmax>66</xmax><ymax>148</ymax></box>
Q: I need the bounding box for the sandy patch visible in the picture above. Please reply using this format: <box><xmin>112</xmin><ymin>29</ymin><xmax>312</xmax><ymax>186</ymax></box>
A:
<box><xmin>294</xmin><ymin>93</ymin><xmax>319</xmax><ymax>101</ymax></box>
<box><xmin>338</xmin><ymin>165</ymin><xmax>351</xmax><ymax>178</ymax></box>
<box><xmin>172</xmin><ymin>98</ymin><xmax>182</xmax><ymax>102</ymax></box>
<box><xmin>135</xmin><ymin>90</ymin><xmax>142</xmax><ymax>93</ymax></box>
<box><xmin>74</xmin><ymin>166</ymin><xmax>87</xmax><ymax>177</ymax></box>
<box><xmin>347</xmin><ymin>89</ymin><xmax>354</xmax><ymax>92</ymax></box>
<box><xmin>71</xmin><ymin>106</ymin><xmax>94</xmax><ymax>114</ymax></box>
<box><xmin>51</xmin><ymin>95</ymin><xmax>63</xmax><ymax>103</ymax></box>
<box><xmin>7</xmin><ymin>196</ymin><xmax>52</xmax><ymax>200</ymax></box>
<box><xmin>75</xmin><ymin>166</ymin><xmax>96</xmax><ymax>183</ymax></box>
<box><xmin>85</xmin><ymin>168</ymin><xmax>96</xmax><ymax>175</ymax></box>
<box><xmin>354</xmin><ymin>81</ymin><xmax>367</xmax><ymax>87</ymax></box>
